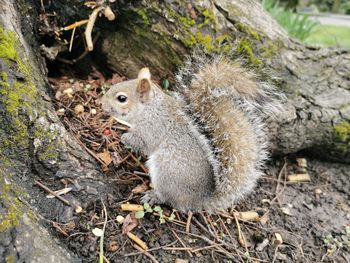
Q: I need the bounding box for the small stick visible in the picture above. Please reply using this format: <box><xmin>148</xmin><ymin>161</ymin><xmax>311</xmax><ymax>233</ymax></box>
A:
<box><xmin>199</xmin><ymin>213</ymin><xmax>216</xmax><ymax>237</ymax></box>
<box><xmin>99</xmin><ymin>199</ymin><xmax>108</xmax><ymax>263</ymax></box>
<box><xmin>133</xmin><ymin>244</ymin><xmax>158</xmax><ymax>263</ymax></box>
<box><xmin>233</xmin><ymin>213</ymin><xmax>249</xmax><ymax>255</ymax></box>
<box><xmin>69</xmin><ymin>27</ymin><xmax>76</xmax><ymax>52</ymax></box>
<box><xmin>162</xmin><ymin>247</ymin><xmax>193</xmax><ymax>251</ymax></box>
<box><xmin>133</xmin><ymin>171</ymin><xmax>149</xmax><ymax>177</ymax></box>
<box><xmin>121</xmin><ymin>203</ymin><xmax>144</xmax><ymax>212</ymax></box>
<box><xmin>34</xmin><ymin>180</ymin><xmax>70</xmax><ymax>206</ymax></box>
<box><xmin>207</xmin><ymin>214</ymin><xmax>219</xmax><ymax>238</ymax></box>
<box><xmin>170</xmin><ymin>229</ymin><xmax>193</xmax><ymax>258</ymax></box>
<box><xmin>62</xmin><ymin>20</ymin><xmax>89</xmax><ymax>31</ymax></box>
<box><xmin>130</xmin><ymin>153</ymin><xmax>147</xmax><ymax>173</ymax></box>
<box><xmin>85</xmin><ymin>6</ymin><xmax>103</xmax><ymax>51</ymax></box>
<box><xmin>218</xmin><ymin>216</ymin><xmax>234</xmax><ymax>242</ymax></box>
<box><xmin>127</xmin><ymin>232</ymin><xmax>148</xmax><ymax>250</ymax></box>
<box><xmin>191</xmin><ymin>244</ymin><xmax>220</xmax><ymax>252</ymax></box>
<box><xmin>287</xmin><ymin>173</ymin><xmax>311</xmax><ymax>182</ymax></box>
<box><xmin>186</xmin><ymin>211</ymin><xmax>192</xmax><ymax>233</ymax></box>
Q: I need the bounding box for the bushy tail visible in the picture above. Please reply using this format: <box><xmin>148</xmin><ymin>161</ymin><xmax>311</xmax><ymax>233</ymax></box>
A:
<box><xmin>176</xmin><ymin>54</ymin><xmax>282</xmax><ymax>211</ymax></box>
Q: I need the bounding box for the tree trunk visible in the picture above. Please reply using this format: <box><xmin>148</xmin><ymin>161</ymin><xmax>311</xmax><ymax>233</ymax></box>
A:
<box><xmin>0</xmin><ymin>0</ymin><xmax>113</xmax><ymax>260</ymax></box>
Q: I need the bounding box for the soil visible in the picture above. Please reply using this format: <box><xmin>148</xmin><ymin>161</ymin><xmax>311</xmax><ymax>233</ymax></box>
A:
<box><xmin>38</xmin><ymin>68</ymin><xmax>350</xmax><ymax>263</ymax></box>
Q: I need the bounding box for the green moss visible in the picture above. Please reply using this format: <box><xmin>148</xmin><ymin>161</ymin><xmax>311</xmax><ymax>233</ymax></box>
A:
<box><xmin>195</xmin><ymin>32</ymin><xmax>215</xmax><ymax>51</ymax></box>
<box><xmin>0</xmin><ymin>179</ymin><xmax>24</xmax><ymax>232</ymax></box>
<box><xmin>0</xmin><ymin>29</ymin><xmax>18</xmax><ymax>61</ymax></box>
<box><xmin>235</xmin><ymin>22</ymin><xmax>261</xmax><ymax>41</ymax></box>
<box><xmin>136</xmin><ymin>9</ymin><xmax>151</xmax><ymax>25</ymax></box>
<box><xmin>236</xmin><ymin>38</ymin><xmax>262</xmax><ymax>66</ymax></box>
<box><xmin>1</xmin><ymin>71</ymin><xmax>8</xmax><ymax>81</ymax></box>
<box><xmin>179</xmin><ymin>16</ymin><xmax>196</xmax><ymax>28</ymax></box>
<box><xmin>197</xmin><ymin>8</ymin><xmax>216</xmax><ymax>29</ymax></box>
<box><xmin>0</xmin><ymin>28</ymin><xmax>37</xmax><ymax>151</ymax></box>
<box><xmin>335</xmin><ymin>121</ymin><xmax>350</xmax><ymax>142</ymax></box>
<box><xmin>6</xmin><ymin>255</ymin><xmax>15</xmax><ymax>263</ymax></box>
<box><xmin>334</xmin><ymin>121</ymin><xmax>350</xmax><ymax>152</ymax></box>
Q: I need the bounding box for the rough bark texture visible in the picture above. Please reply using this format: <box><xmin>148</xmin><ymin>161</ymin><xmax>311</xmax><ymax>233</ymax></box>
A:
<box><xmin>0</xmin><ymin>0</ymin><xmax>113</xmax><ymax>260</ymax></box>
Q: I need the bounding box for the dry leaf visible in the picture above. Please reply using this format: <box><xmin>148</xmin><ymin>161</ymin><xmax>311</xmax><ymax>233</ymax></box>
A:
<box><xmin>131</xmin><ymin>182</ymin><xmax>149</xmax><ymax>194</ymax></box>
<box><xmin>122</xmin><ymin>213</ymin><xmax>138</xmax><ymax>234</ymax></box>
<box><xmin>259</xmin><ymin>211</ymin><xmax>269</xmax><ymax>225</ymax></box>
<box><xmin>97</xmin><ymin>151</ymin><xmax>113</xmax><ymax>166</ymax></box>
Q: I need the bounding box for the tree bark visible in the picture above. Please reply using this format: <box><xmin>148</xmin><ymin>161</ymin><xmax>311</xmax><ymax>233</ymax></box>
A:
<box><xmin>0</xmin><ymin>0</ymin><xmax>113</xmax><ymax>260</ymax></box>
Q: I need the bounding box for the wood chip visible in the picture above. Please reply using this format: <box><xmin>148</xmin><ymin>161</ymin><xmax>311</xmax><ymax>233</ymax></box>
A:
<box><xmin>273</xmin><ymin>233</ymin><xmax>283</xmax><ymax>246</ymax></box>
<box><xmin>175</xmin><ymin>259</ymin><xmax>189</xmax><ymax>263</ymax></box>
<box><xmin>121</xmin><ymin>203</ymin><xmax>144</xmax><ymax>212</ymax></box>
<box><xmin>126</xmin><ymin>232</ymin><xmax>148</xmax><ymax>250</ymax></box>
<box><xmin>287</xmin><ymin>173</ymin><xmax>311</xmax><ymax>182</ymax></box>
<box><xmin>233</xmin><ymin>211</ymin><xmax>260</xmax><ymax>221</ymax></box>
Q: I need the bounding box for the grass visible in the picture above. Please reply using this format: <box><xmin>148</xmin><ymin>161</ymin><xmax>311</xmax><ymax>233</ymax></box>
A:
<box><xmin>304</xmin><ymin>24</ymin><xmax>350</xmax><ymax>49</ymax></box>
<box><xmin>262</xmin><ymin>0</ymin><xmax>319</xmax><ymax>41</ymax></box>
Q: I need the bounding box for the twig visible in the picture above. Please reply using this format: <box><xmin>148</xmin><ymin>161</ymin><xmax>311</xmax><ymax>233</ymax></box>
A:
<box><xmin>99</xmin><ymin>199</ymin><xmax>108</xmax><ymax>263</ymax></box>
<box><xmin>270</xmin><ymin>160</ymin><xmax>287</xmax><ymax>206</ymax></box>
<box><xmin>34</xmin><ymin>180</ymin><xmax>70</xmax><ymax>206</ymax></box>
<box><xmin>170</xmin><ymin>229</ymin><xmax>193</xmax><ymax>257</ymax></box>
<box><xmin>133</xmin><ymin>244</ymin><xmax>159</xmax><ymax>263</ymax></box>
<box><xmin>85</xmin><ymin>6</ymin><xmax>103</xmax><ymax>51</ymax></box>
<box><xmin>127</xmin><ymin>232</ymin><xmax>148</xmax><ymax>250</ymax></box>
<box><xmin>124</xmin><ymin>241</ymin><xmax>177</xmax><ymax>257</ymax></box>
<box><xmin>233</xmin><ymin>213</ymin><xmax>249</xmax><ymax>255</ymax></box>
<box><xmin>62</xmin><ymin>20</ymin><xmax>89</xmax><ymax>31</ymax></box>
<box><xmin>69</xmin><ymin>27</ymin><xmax>76</xmax><ymax>52</ymax></box>
<box><xmin>186</xmin><ymin>211</ymin><xmax>192</xmax><ymax>233</ymax></box>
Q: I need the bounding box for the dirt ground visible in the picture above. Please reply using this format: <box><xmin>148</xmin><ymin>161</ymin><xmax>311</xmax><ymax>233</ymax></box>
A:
<box><xmin>41</xmin><ymin>71</ymin><xmax>350</xmax><ymax>263</ymax></box>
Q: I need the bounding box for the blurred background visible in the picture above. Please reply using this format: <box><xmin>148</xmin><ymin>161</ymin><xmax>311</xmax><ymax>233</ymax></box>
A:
<box><xmin>262</xmin><ymin>0</ymin><xmax>350</xmax><ymax>49</ymax></box>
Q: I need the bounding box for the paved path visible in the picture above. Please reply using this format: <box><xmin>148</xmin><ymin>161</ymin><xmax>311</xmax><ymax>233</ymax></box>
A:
<box><xmin>304</xmin><ymin>13</ymin><xmax>350</xmax><ymax>27</ymax></box>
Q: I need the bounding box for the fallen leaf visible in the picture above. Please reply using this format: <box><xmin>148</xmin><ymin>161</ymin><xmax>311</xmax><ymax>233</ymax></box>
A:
<box><xmin>131</xmin><ymin>182</ymin><xmax>149</xmax><ymax>194</ymax></box>
<box><xmin>97</xmin><ymin>151</ymin><xmax>113</xmax><ymax>166</ymax></box>
<box><xmin>122</xmin><ymin>213</ymin><xmax>138</xmax><ymax>234</ymax></box>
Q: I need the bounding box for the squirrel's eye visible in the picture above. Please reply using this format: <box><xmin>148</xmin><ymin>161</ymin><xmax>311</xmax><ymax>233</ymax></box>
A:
<box><xmin>116</xmin><ymin>95</ymin><xmax>128</xmax><ymax>103</ymax></box>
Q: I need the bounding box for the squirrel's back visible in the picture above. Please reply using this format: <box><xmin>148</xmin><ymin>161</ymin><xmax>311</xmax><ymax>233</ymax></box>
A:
<box><xmin>176</xmin><ymin>56</ymin><xmax>279</xmax><ymax>210</ymax></box>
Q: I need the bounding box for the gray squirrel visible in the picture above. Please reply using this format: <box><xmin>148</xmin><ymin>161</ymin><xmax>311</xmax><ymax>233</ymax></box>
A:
<box><xmin>101</xmin><ymin>55</ymin><xmax>281</xmax><ymax>212</ymax></box>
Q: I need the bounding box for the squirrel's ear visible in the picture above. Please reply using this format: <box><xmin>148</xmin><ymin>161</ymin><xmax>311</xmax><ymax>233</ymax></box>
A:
<box><xmin>137</xmin><ymin>67</ymin><xmax>151</xmax><ymax>80</ymax></box>
<box><xmin>137</xmin><ymin>68</ymin><xmax>152</xmax><ymax>102</ymax></box>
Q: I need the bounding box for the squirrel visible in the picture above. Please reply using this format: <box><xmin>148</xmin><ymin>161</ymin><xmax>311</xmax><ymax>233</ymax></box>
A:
<box><xmin>100</xmin><ymin>55</ymin><xmax>281</xmax><ymax>212</ymax></box>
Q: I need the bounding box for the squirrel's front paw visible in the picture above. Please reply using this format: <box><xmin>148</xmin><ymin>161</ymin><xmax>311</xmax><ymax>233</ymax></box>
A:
<box><xmin>121</xmin><ymin>132</ymin><xmax>135</xmax><ymax>148</ymax></box>
<box><xmin>141</xmin><ymin>191</ymin><xmax>161</xmax><ymax>205</ymax></box>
